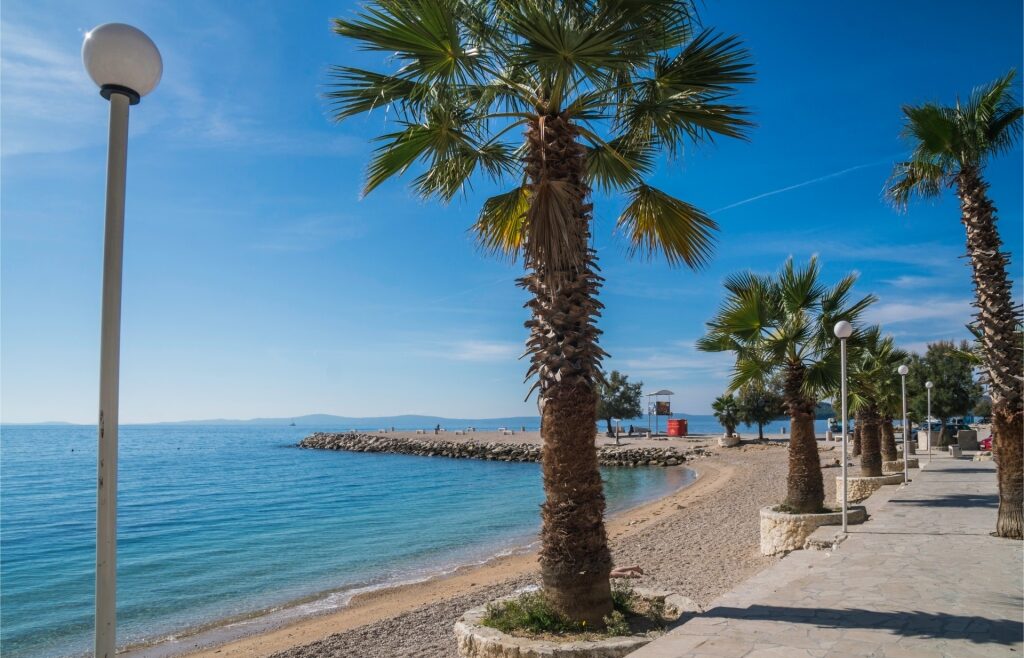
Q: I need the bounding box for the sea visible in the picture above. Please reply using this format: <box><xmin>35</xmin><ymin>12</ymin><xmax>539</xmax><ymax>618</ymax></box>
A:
<box><xmin>0</xmin><ymin>421</ymin><xmax>725</xmax><ymax>658</ymax></box>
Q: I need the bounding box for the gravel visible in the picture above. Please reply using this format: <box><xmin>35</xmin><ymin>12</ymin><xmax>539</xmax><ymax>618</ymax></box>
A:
<box><xmin>272</xmin><ymin>443</ymin><xmax>838</xmax><ymax>658</ymax></box>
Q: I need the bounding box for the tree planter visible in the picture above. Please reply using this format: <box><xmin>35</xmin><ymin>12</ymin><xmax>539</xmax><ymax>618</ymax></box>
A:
<box><xmin>835</xmin><ymin>474</ymin><xmax>904</xmax><ymax>503</ymax></box>
<box><xmin>883</xmin><ymin>458</ymin><xmax>919</xmax><ymax>474</ymax></box>
<box><xmin>759</xmin><ymin>505</ymin><xmax>866</xmax><ymax>556</ymax></box>
<box><xmin>454</xmin><ymin>589</ymin><xmax>696</xmax><ymax>658</ymax></box>
<box><xmin>718</xmin><ymin>434</ymin><xmax>740</xmax><ymax>448</ymax></box>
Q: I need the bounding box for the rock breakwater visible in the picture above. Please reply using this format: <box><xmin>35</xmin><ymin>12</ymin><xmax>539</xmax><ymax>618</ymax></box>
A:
<box><xmin>298</xmin><ymin>432</ymin><xmax>706</xmax><ymax>467</ymax></box>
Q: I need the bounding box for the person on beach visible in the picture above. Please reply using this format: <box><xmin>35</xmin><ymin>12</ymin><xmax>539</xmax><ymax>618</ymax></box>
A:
<box><xmin>610</xmin><ymin>565</ymin><xmax>645</xmax><ymax>579</ymax></box>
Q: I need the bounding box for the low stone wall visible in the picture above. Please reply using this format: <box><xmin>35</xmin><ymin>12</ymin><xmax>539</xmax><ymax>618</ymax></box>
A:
<box><xmin>759</xmin><ymin>505</ymin><xmax>867</xmax><ymax>556</ymax></box>
<box><xmin>455</xmin><ymin>588</ymin><xmax>697</xmax><ymax>658</ymax></box>
<box><xmin>836</xmin><ymin>474</ymin><xmax>904</xmax><ymax>503</ymax></box>
<box><xmin>882</xmin><ymin>458</ymin><xmax>919</xmax><ymax>474</ymax></box>
<box><xmin>298</xmin><ymin>433</ymin><xmax>707</xmax><ymax>467</ymax></box>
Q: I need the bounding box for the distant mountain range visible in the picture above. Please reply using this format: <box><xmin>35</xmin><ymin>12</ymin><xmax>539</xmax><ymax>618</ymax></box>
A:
<box><xmin>8</xmin><ymin>403</ymin><xmax>836</xmax><ymax>427</ymax></box>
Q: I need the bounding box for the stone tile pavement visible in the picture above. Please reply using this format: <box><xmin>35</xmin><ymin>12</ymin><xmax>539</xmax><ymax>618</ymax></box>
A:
<box><xmin>630</xmin><ymin>453</ymin><xmax>1023</xmax><ymax>657</ymax></box>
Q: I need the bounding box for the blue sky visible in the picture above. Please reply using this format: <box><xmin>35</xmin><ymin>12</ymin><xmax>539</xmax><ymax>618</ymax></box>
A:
<box><xmin>2</xmin><ymin>0</ymin><xmax>1021</xmax><ymax>423</ymax></box>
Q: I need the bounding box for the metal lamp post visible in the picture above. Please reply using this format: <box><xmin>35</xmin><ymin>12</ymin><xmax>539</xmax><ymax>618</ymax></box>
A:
<box><xmin>898</xmin><ymin>364</ymin><xmax>910</xmax><ymax>485</ymax></box>
<box><xmin>82</xmin><ymin>23</ymin><xmax>162</xmax><ymax>658</ymax></box>
<box><xmin>925</xmin><ymin>381</ymin><xmax>933</xmax><ymax>464</ymax></box>
<box><xmin>834</xmin><ymin>320</ymin><xmax>853</xmax><ymax>532</ymax></box>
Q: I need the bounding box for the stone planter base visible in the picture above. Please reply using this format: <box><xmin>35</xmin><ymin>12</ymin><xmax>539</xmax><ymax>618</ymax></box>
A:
<box><xmin>882</xmin><ymin>458</ymin><xmax>919</xmax><ymax>474</ymax></box>
<box><xmin>718</xmin><ymin>435</ymin><xmax>740</xmax><ymax>448</ymax></box>
<box><xmin>836</xmin><ymin>474</ymin><xmax>904</xmax><ymax>503</ymax></box>
<box><xmin>759</xmin><ymin>505</ymin><xmax>866</xmax><ymax>556</ymax></box>
<box><xmin>455</xmin><ymin>589</ymin><xmax>697</xmax><ymax>658</ymax></box>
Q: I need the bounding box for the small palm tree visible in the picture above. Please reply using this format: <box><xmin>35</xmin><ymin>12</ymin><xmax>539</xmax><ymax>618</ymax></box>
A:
<box><xmin>846</xmin><ymin>328</ymin><xmax>909</xmax><ymax>477</ymax></box>
<box><xmin>329</xmin><ymin>0</ymin><xmax>754</xmax><ymax>621</ymax></box>
<box><xmin>698</xmin><ymin>258</ymin><xmax>875</xmax><ymax>513</ymax></box>
<box><xmin>711</xmin><ymin>393</ymin><xmax>740</xmax><ymax>436</ymax></box>
<box><xmin>886</xmin><ymin>70</ymin><xmax>1023</xmax><ymax>539</ymax></box>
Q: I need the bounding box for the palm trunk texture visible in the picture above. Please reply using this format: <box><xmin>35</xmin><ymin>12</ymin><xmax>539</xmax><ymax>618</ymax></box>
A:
<box><xmin>852</xmin><ymin>414</ymin><xmax>862</xmax><ymax>458</ymax></box>
<box><xmin>957</xmin><ymin>168</ymin><xmax>1023</xmax><ymax>539</ymax></box>
<box><xmin>521</xmin><ymin>113</ymin><xmax>615</xmax><ymax>622</ymax></box>
<box><xmin>783</xmin><ymin>362</ymin><xmax>825</xmax><ymax>513</ymax></box>
<box><xmin>881</xmin><ymin>417</ymin><xmax>898</xmax><ymax>463</ymax></box>
<box><xmin>860</xmin><ymin>407</ymin><xmax>883</xmax><ymax>477</ymax></box>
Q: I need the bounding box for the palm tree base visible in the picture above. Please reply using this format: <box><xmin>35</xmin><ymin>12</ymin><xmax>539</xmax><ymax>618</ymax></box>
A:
<box><xmin>759</xmin><ymin>505</ymin><xmax>867</xmax><ymax>555</ymax></box>
<box><xmin>455</xmin><ymin>589</ymin><xmax>696</xmax><ymax>657</ymax></box>
<box><xmin>836</xmin><ymin>474</ymin><xmax>905</xmax><ymax>504</ymax></box>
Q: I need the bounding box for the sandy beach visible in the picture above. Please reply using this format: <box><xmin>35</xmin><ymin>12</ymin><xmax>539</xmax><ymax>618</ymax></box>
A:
<box><xmin>152</xmin><ymin>438</ymin><xmax>838</xmax><ymax>658</ymax></box>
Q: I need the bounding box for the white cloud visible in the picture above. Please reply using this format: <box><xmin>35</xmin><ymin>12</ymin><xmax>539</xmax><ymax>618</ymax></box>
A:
<box><xmin>609</xmin><ymin>340</ymin><xmax>734</xmax><ymax>381</ymax></box>
<box><xmin>0</xmin><ymin>22</ymin><xmax>104</xmax><ymax>156</ymax></box>
<box><xmin>864</xmin><ymin>297</ymin><xmax>973</xmax><ymax>327</ymax></box>
<box><xmin>248</xmin><ymin>214</ymin><xmax>366</xmax><ymax>251</ymax></box>
<box><xmin>881</xmin><ymin>275</ymin><xmax>944</xmax><ymax>289</ymax></box>
<box><xmin>412</xmin><ymin>339</ymin><xmax>521</xmax><ymax>363</ymax></box>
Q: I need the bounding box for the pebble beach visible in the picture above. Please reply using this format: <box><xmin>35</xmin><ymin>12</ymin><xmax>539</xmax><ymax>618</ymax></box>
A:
<box><xmin>179</xmin><ymin>439</ymin><xmax>840</xmax><ymax>658</ymax></box>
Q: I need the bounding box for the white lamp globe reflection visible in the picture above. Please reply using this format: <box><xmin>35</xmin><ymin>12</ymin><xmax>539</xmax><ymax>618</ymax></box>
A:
<box><xmin>926</xmin><ymin>381</ymin><xmax>933</xmax><ymax>389</ymax></box>
<box><xmin>898</xmin><ymin>365</ymin><xmax>909</xmax><ymax>376</ymax></box>
<box><xmin>833</xmin><ymin>320</ymin><xmax>853</xmax><ymax>339</ymax></box>
<box><xmin>82</xmin><ymin>23</ymin><xmax>162</xmax><ymax>103</ymax></box>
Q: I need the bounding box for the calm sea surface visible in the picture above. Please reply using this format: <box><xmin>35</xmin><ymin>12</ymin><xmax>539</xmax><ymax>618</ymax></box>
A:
<box><xmin>0</xmin><ymin>424</ymin><xmax>699</xmax><ymax>658</ymax></box>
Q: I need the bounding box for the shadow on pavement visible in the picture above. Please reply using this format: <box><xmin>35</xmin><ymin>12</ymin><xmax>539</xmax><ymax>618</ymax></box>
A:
<box><xmin>891</xmin><ymin>493</ymin><xmax>997</xmax><ymax>509</ymax></box>
<box><xmin>700</xmin><ymin>604</ymin><xmax>1022</xmax><ymax>645</ymax></box>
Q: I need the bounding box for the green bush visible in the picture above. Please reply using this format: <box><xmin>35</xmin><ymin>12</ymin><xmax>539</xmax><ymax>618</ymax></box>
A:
<box><xmin>481</xmin><ymin>584</ymin><xmax>663</xmax><ymax>638</ymax></box>
<box><xmin>602</xmin><ymin>610</ymin><xmax>630</xmax><ymax>636</ymax></box>
<box><xmin>481</xmin><ymin>592</ymin><xmax>582</xmax><ymax>635</ymax></box>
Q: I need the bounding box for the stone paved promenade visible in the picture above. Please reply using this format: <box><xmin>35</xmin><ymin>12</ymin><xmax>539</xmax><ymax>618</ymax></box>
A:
<box><xmin>631</xmin><ymin>453</ymin><xmax>1023</xmax><ymax>657</ymax></box>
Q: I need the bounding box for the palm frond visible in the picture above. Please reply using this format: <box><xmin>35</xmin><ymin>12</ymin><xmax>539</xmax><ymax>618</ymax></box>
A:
<box><xmin>472</xmin><ymin>185</ymin><xmax>529</xmax><ymax>259</ymax></box>
<box><xmin>332</xmin><ymin>0</ymin><xmax>478</xmax><ymax>84</ymax></box>
<box><xmin>584</xmin><ymin>135</ymin><xmax>656</xmax><ymax>193</ymax></box>
<box><xmin>884</xmin><ymin>159</ymin><xmax>946</xmax><ymax>210</ymax></box>
<box><xmin>616</xmin><ymin>184</ymin><xmax>717</xmax><ymax>268</ymax></box>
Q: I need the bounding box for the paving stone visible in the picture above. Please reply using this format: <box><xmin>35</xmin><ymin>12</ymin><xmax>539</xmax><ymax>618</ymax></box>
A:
<box><xmin>628</xmin><ymin>455</ymin><xmax>1024</xmax><ymax>658</ymax></box>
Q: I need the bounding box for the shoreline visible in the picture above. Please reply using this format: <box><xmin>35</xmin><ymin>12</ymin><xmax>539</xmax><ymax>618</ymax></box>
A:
<box><xmin>125</xmin><ymin>461</ymin><xmax>711</xmax><ymax>658</ymax></box>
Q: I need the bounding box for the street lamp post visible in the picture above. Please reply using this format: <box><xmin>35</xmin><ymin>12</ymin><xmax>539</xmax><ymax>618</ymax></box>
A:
<box><xmin>82</xmin><ymin>23</ymin><xmax>162</xmax><ymax>658</ymax></box>
<box><xmin>898</xmin><ymin>364</ymin><xmax>910</xmax><ymax>485</ymax></box>
<box><xmin>925</xmin><ymin>381</ymin><xmax>933</xmax><ymax>464</ymax></box>
<box><xmin>834</xmin><ymin>320</ymin><xmax>853</xmax><ymax>533</ymax></box>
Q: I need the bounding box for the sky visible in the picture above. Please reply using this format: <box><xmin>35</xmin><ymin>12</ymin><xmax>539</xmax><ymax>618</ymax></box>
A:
<box><xmin>2</xmin><ymin>0</ymin><xmax>1022</xmax><ymax>423</ymax></box>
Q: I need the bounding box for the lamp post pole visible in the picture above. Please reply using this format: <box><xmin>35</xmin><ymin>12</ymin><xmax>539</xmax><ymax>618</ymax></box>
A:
<box><xmin>899</xmin><ymin>365</ymin><xmax>910</xmax><ymax>485</ymax></box>
<box><xmin>833</xmin><ymin>321</ymin><xmax>853</xmax><ymax>533</ymax></box>
<box><xmin>83</xmin><ymin>23</ymin><xmax>162</xmax><ymax>657</ymax></box>
<box><xmin>926</xmin><ymin>381</ymin><xmax>933</xmax><ymax>465</ymax></box>
<box><xmin>95</xmin><ymin>87</ymin><xmax>130</xmax><ymax>658</ymax></box>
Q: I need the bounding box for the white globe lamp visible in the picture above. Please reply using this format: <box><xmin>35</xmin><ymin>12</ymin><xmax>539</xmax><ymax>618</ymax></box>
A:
<box><xmin>82</xmin><ymin>23</ymin><xmax>162</xmax><ymax>103</ymax></box>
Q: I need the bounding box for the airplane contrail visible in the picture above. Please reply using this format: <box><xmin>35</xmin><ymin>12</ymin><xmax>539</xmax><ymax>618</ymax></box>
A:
<box><xmin>710</xmin><ymin>157</ymin><xmax>896</xmax><ymax>214</ymax></box>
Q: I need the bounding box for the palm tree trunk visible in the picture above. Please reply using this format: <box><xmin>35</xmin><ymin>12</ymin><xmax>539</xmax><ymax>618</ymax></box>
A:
<box><xmin>758</xmin><ymin>421</ymin><xmax>764</xmax><ymax>440</ymax></box>
<box><xmin>852</xmin><ymin>413</ymin><xmax>862</xmax><ymax>457</ymax></box>
<box><xmin>521</xmin><ymin>113</ymin><xmax>614</xmax><ymax>622</ymax></box>
<box><xmin>860</xmin><ymin>406</ymin><xmax>883</xmax><ymax>477</ymax></box>
<box><xmin>957</xmin><ymin>167</ymin><xmax>1023</xmax><ymax>539</ymax></box>
<box><xmin>881</xmin><ymin>416</ymin><xmax>897</xmax><ymax>463</ymax></box>
<box><xmin>783</xmin><ymin>362</ymin><xmax>825</xmax><ymax>513</ymax></box>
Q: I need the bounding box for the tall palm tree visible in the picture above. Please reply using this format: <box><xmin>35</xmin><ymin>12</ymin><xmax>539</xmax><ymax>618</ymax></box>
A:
<box><xmin>886</xmin><ymin>70</ymin><xmax>1023</xmax><ymax>539</ymax></box>
<box><xmin>712</xmin><ymin>393</ymin><xmax>740</xmax><ymax>436</ymax></box>
<box><xmin>328</xmin><ymin>0</ymin><xmax>754</xmax><ymax>621</ymax></box>
<box><xmin>698</xmin><ymin>258</ymin><xmax>875</xmax><ymax>513</ymax></box>
<box><xmin>846</xmin><ymin>327</ymin><xmax>909</xmax><ymax>477</ymax></box>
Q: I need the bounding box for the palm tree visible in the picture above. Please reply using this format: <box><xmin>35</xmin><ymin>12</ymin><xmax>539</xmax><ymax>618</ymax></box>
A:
<box><xmin>846</xmin><ymin>327</ymin><xmax>909</xmax><ymax>477</ymax></box>
<box><xmin>697</xmin><ymin>258</ymin><xmax>875</xmax><ymax>513</ymax></box>
<box><xmin>712</xmin><ymin>393</ymin><xmax>740</xmax><ymax>436</ymax></box>
<box><xmin>329</xmin><ymin>0</ymin><xmax>754</xmax><ymax>621</ymax></box>
<box><xmin>885</xmin><ymin>70</ymin><xmax>1023</xmax><ymax>539</ymax></box>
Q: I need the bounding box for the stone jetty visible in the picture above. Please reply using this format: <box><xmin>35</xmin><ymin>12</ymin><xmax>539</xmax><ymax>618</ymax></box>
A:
<box><xmin>298</xmin><ymin>432</ymin><xmax>707</xmax><ymax>467</ymax></box>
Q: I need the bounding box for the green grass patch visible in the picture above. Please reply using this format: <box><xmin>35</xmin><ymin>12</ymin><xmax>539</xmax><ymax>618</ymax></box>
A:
<box><xmin>480</xmin><ymin>583</ymin><xmax>668</xmax><ymax>639</ymax></box>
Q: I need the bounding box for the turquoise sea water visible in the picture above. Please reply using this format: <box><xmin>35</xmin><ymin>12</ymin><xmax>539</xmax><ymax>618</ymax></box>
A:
<box><xmin>0</xmin><ymin>425</ymin><xmax>697</xmax><ymax>658</ymax></box>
